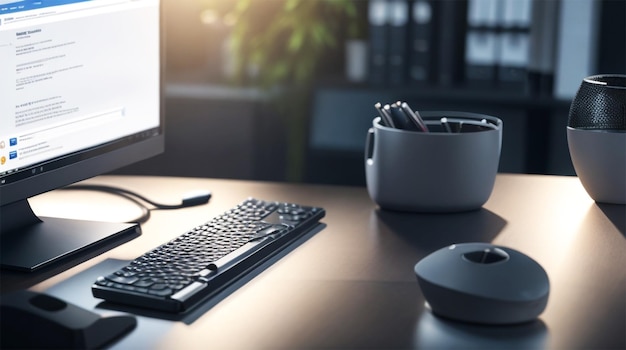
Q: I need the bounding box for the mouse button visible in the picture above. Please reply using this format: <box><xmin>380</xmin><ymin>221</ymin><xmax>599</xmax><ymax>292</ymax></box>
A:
<box><xmin>467</xmin><ymin>250</ymin><xmax>549</xmax><ymax>302</ymax></box>
<box><xmin>414</xmin><ymin>249</ymin><xmax>461</xmax><ymax>282</ymax></box>
<box><xmin>504</xmin><ymin>251</ymin><xmax>550</xmax><ymax>297</ymax></box>
<box><xmin>29</xmin><ymin>293</ymin><xmax>67</xmax><ymax>311</ymax></box>
<box><xmin>415</xmin><ymin>254</ymin><xmax>473</xmax><ymax>297</ymax></box>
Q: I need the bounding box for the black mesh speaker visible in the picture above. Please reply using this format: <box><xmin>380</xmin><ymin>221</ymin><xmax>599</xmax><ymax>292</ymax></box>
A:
<box><xmin>568</xmin><ymin>74</ymin><xmax>626</xmax><ymax>130</ymax></box>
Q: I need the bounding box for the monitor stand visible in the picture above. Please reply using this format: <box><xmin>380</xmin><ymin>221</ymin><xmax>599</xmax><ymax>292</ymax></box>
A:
<box><xmin>1</xmin><ymin>199</ymin><xmax>140</xmax><ymax>272</ymax></box>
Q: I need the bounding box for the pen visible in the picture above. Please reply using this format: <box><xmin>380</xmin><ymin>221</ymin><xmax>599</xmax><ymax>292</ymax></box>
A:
<box><xmin>388</xmin><ymin>102</ymin><xmax>418</xmax><ymax>131</ymax></box>
<box><xmin>441</xmin><ymin>117</ymin><xmax>453</xmax><ymax>133</ymax></box>
<box><xmin>456</xmin><ymin>121</ymin><xmax>464</xmax><ymax>133</ymax></box>
<box><xmin>400</xmin><ymin>102</ymin><xmax>428</xmax><ymax>132</ymax></box>
<box><xmin>374</xmin><ymin>102</ymin><xmax>396</xmax><ymax>128</ymax></box>
<box><xmin>383</xmin><ymin>104</ymin><xmax>405</xmax><ymax>129</ymax></box>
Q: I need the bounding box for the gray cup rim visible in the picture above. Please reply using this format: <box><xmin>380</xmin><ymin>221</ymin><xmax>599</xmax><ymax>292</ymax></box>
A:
<box><xmin>373</xmin><ymin>111</ymin><xmax>503</xmax><ymax>135</ymax></box>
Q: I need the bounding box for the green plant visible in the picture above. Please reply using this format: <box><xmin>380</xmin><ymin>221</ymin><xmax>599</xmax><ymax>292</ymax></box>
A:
<box><xmin>198</xmin><ymin>0</ymin><xmax>362</xmax><ymax>181</ymax></box>
<box><xmin>228</xmin><ymin>0</ymin><xmax>358</xmax><ymax>88</ymax></box>
<box><xmin>225</xmin><ymin>0</ymin><xmax>362</xmax><ymax>181</ymax></box>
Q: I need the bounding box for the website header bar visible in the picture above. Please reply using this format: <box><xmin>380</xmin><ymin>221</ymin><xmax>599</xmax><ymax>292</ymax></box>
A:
<box><xmin>1</xmin><ymin>0</ymin><xmax>92</xmax><ymax>15</ymax></box>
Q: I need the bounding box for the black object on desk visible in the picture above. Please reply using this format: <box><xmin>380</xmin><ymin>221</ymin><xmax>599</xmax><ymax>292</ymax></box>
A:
<box><xmin>92</xmin><ymin>198</ymin><xmax>325</xmax><ymax>313</ymax></box>
<box><xmin>0</xmin><ymin>290</ymin><xmax>136</xmax><ymax>349</ymax></box>
<box><xmin>415</xmin><ymin>242</ymin><xmax>550</xmax><ymax>325</ymax></box>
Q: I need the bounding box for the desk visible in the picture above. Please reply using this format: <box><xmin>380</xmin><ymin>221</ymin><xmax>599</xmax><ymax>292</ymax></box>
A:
<box><xmin>2</xmin><ymin>174</ymin><xmax>624</xmax><ymax>349</ymax></box>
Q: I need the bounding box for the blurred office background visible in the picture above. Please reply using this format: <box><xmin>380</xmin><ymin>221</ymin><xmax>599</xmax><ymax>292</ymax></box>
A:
<box><xmin>117</xmin><ymin>0</ymin><xmax>626</xmax><ymax>187</ymax></box>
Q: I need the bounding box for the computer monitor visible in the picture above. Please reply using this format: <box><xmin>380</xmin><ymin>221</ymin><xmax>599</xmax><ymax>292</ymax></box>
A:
<box><xmin>0</xmin><ymin>0</ymin><xmax>164</xmax><ymax>271</ymax></box>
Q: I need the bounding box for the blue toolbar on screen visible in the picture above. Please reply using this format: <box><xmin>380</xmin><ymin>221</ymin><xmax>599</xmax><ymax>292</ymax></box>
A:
<box><xmin>1</xmin><ymin>0</ymin><xmax>92</xmax><ymax>14</ymax></box>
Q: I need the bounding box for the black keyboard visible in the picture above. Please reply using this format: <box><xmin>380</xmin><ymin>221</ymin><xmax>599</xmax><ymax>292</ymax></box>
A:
<box><xmin>92</xmin><ymin>198</ymin><xmax>325</xmax><ymax>313</ymax></box>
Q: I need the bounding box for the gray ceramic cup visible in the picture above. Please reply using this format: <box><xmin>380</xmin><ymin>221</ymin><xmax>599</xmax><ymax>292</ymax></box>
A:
<box><xmin>365</xmin><ymin>111</ymin><xmax>503</xmax><ymax>212</ymax></box>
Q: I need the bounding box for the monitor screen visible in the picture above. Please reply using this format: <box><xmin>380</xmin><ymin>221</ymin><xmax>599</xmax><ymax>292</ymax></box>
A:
<box><xmin>0</xmin><ymin>0</ymin><xmax>164</xmax><ymax>271</ymax></box>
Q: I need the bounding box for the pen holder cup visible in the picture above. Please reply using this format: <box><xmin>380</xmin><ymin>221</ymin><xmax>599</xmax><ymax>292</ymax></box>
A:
<box><xmin>365</xmin><ymin>111</ymin><xmax>503</xmax><ymax>212</ymax></box>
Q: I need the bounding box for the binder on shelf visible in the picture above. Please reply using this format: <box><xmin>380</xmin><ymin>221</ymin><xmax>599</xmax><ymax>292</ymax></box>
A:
<box><xmin>368</xmin><ymin>0</ymin><xmax>389</xmax><ymax>85</ymax></box>
<box><xmin>527</xmin><ymin>0</ymin><xmax>558</xmax><ymax>95</ymax></box>
<box><xmin>553</xmin><ymin>0</ymin><xmax>601</xmax><ymax>100</ymax></box>
<box><xmin>464</xmin><ymin>0</ymin><xmax>499</xmax><ymax>85</ymax></box>
<box><xmin>497</xmin><ymin>0</ymin><xmax>532</xmax><ymax>89</ymax></box>
<box><xmin>436</xmin><ymin>0</ymin><xmax>468</xmax><ymax>86</ymax></box>
<box><xmin>498</xmin><ymin>31</ymin><xmax>530</xmax><ymax>86</ymax></box>
<box><xmin>387</xmin><ymin>0</ymin><xmax>410</xmax><ymax>85</ymax></box>
<box><xmin>408</xmin><ymin>0</ymin><xmax>436</xmax><ymax>85</ymax></box>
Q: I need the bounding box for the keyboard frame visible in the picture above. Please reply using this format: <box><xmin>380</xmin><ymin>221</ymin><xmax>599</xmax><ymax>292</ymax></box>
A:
<box><xmin>92</xmin><ymin>200</ymin><xmax>325</xmax><ymax>313</ymax></box>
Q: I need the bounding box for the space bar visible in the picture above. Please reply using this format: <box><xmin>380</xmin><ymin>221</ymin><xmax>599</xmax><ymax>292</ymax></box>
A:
<box><xmin>207</xmin><ymin>240</ymin><xmax>267</xmax><ymax>272</ymax></box>
<box><xmin>169</xmin><ymin>239</ymin><xmax>271</xmax><ymax>304</ymax></box>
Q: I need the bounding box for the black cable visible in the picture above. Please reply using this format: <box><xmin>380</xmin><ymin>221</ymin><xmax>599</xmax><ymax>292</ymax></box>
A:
<box><xmin>61</xmin><ymin>184</ymin><xmax>211</xmax><ymax>224</ymax></box>
<box><xmin>104</xmin><ymin>191</ymin><xmax>152</xmax><ymax>224</ymax></box>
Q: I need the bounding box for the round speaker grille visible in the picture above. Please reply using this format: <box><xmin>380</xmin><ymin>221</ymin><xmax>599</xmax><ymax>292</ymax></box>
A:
<box><xmin>568</xmin><ymin>74</ymin><xmax>626</xmax><ymax>130</ymax></box>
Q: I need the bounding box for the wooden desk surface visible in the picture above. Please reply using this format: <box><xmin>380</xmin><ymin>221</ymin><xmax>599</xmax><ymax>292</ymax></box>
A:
<box><xmin>3</xmin><ymin>174</ymin><xmax>625</xmax><ymax>349</ymax></box>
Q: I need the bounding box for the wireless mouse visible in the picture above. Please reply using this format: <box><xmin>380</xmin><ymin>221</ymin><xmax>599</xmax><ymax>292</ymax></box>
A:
<box><xmin>0</xmin><ymin>290</ymin><xmax>136</xmax><ymax>349</ymax></box>
<box><xmin>414</xmin><ymin>242</ymin><xmax>549</xmax><ymax>325</ymax></box>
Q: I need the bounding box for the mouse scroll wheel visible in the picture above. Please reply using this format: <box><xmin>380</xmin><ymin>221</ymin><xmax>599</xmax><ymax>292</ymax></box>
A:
<box><xmin>462</xmin><ymin>248</ymin><xmax>509</xmax><ymax>264</ymax></box>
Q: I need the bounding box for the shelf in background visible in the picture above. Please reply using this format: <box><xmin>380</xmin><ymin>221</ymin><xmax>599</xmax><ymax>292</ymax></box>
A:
<box><xmin>305</xmin><ymin>84</ymin><xmax>575</xmax><ymax>187</ymax></box>
<box><xmin>313</xmin><ymin>79</ymin><xmax>573</xmax><ymax>109</ymax></box>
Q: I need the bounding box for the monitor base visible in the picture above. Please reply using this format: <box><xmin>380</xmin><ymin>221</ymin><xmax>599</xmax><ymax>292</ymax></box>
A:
<box><xmin>1</xmin><ymin>200</ymin><xmax>140</xmax><ymax>272</ymax></box>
